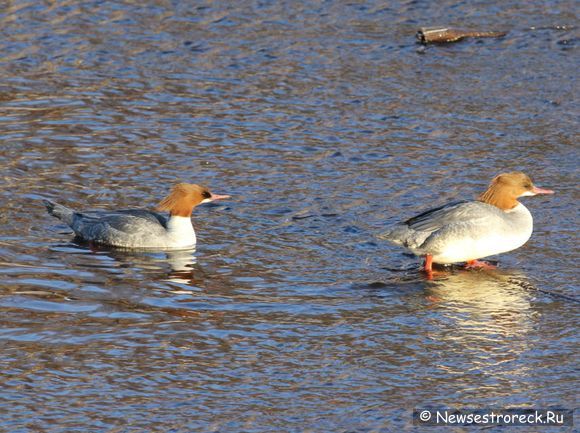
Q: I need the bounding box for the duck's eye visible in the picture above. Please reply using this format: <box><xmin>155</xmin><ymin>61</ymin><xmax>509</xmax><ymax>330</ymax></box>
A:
<box><xmin>202</xmin><ymin>190</ymin><xmax>211</xmax><ymax>199</ymax></box>
<box><xmin>523</xmin><ymin>183</ymin><xmax>532</xmax><ymax>189</ymax></box>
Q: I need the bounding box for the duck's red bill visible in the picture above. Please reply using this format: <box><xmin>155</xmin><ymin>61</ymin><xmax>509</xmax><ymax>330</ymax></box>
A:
<box><xmin>532</xmin><ymin>186</ymin><xmax>554</xmax><ymax>195</ymax></box>
<box><xmin>210</xmin><ymin>194</ymin><xmax>231</xmax><ymax>201</ymax></box>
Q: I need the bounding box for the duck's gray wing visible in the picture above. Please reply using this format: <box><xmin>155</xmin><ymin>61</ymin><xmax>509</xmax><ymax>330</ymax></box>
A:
<box><xmin>380</xmin><ymin>200</ymin><xmax>495</xmax><ymax>250</ymax></box>
<box><xmin>108</xmin><ymin>209</ymin><xmax>169</xmax><ymax>229</ymax></box>
<box><xmin>404</xmin><ymin>200</ymin><xmax>489</xmax><ymax>233</ymax></box>
<box><xmin>71</xmin><ymin>209</ymin><xmax>168</xmax><ymax>241</ymax></box>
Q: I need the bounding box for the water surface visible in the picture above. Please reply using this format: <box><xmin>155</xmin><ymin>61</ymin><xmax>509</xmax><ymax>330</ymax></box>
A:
<box><xmin>0</xmin><ymin>0</ymin><xmax>578</xmax><ymax>431</ymax></box>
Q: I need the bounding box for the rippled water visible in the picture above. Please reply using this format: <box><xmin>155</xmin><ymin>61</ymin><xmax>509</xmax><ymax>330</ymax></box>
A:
<box><xmin>1</xmin><ymin>1</ymin><xmax>578</xmax><ymax>431</ymax></box>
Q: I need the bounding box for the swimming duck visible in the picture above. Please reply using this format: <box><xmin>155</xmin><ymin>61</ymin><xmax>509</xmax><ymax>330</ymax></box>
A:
<box><xmin>43</xmin><ymin>183</ymin><xmax>230</xmax><ymax>249</ymax></box>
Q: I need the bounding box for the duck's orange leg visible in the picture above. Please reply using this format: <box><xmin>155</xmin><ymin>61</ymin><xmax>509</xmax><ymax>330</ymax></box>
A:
<box><xmin>424</xmin><ymin>254</ymin><xmax>433</xmax><ymax>272</ymax></box>
<box><xmin>465</xmin><ymin>259</ymin><xmax>496</xmax><ymax>270</ymax></box>
<box><xmin>422</xmin><ymin>255</ymin><xmax>435</xmax><ymax>280</ymax></box>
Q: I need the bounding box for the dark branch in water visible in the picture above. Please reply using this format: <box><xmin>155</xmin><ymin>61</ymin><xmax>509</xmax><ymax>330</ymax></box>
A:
<box><xmin>509</xmin><ymin>278</ymin><xmax>580</xmax><ymax>304</ymax></box>
<box><xmin>417</xmin><ymin>27</ymin><xmax>508</xmax><ymax>44</ymax></box>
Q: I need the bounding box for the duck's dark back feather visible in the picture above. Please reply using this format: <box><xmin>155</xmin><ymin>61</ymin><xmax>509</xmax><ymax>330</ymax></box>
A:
<box><xmin>110</xmin><ymin>209</ymin><xmax>169</xmax><ymax>229</ymax></box>
<box><xmin>73</xmin><ymin>209</ymin><xmax>169</xmax><ymax>233</ymax></box>
<box><xmin>404</xmin><ymin>200</ymin><xmax>484</xmax><ymax>233</ymax></box>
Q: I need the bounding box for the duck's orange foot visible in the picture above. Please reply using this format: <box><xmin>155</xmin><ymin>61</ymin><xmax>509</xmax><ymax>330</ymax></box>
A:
<box><xmin>465</xmin><ymin>259</ymin><xmax>497</xmax><ymax>270</ymax></box>
<box><xmin>422</xmin><ymin>268</ymin><xmax>449</xmax><ymax>280</ymax></box>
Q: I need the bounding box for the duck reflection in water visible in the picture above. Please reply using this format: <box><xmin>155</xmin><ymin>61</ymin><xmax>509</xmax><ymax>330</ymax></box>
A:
<box><xmin>106</xmin><ymin>247</ymin><xmax>201</xmax><ymax>286</ymax></box>
<box><xmin>424</xmin><ymin>268</ymin><xmax>536</xmax><ymax>372</ymax></box>
<box><xmin>386</xmin><ymin>267</ymin><xmax>547</xmax><ymax>404</ymax></box>
<box><xmin>65</xmin><ymin>241</ymin><xmax>202</xmax><ymax>286</ymax></box>
<box><xmin>162</xmin><ymin>249</ymin><xmax>201</xmax><ymax>285</ymax></box>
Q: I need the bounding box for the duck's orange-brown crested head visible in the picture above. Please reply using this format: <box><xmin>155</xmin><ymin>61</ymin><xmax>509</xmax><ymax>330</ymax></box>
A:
<box><xmin>478</xmin><ymin>172</ymin><xmax>553</xmax><ymax>211</ymax></box>
<box><xmin>156</xmin><ymin>183</ymin><xmax>230</xmax><ymax>217</ymax></box>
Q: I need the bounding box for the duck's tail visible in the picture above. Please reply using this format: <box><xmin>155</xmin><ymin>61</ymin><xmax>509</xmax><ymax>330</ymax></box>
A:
<box><xmin>43</xmin><ymin>199</ymin><xmax>75</xmax><ymax>226</ymax></box>
<box><xmin>377</xmin><ymin>224</ymin><xmax>428</xmax><ymax>252</ymax></box>
<box><xmin>377</xmin><ymin>226</ymin><xmax>406</xmax><ymax>245</ymax></box>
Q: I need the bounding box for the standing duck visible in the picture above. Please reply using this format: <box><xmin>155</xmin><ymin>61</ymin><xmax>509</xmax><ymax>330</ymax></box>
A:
<box><xmin>380</xmin><ymin>172</ymin><xmax>553</xmax><ymax>273</ymax></box>
<box><xmin>43</xmin><ymin>183</ymin><xmax>230</xmax><ymax>249</ymax></box>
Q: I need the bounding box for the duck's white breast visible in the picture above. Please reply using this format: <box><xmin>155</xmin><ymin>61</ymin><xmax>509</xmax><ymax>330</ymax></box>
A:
<box><xmin>432</xmin><ymin>203</ymin><xmax>533</xmax><ymax>264</ymax></box>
